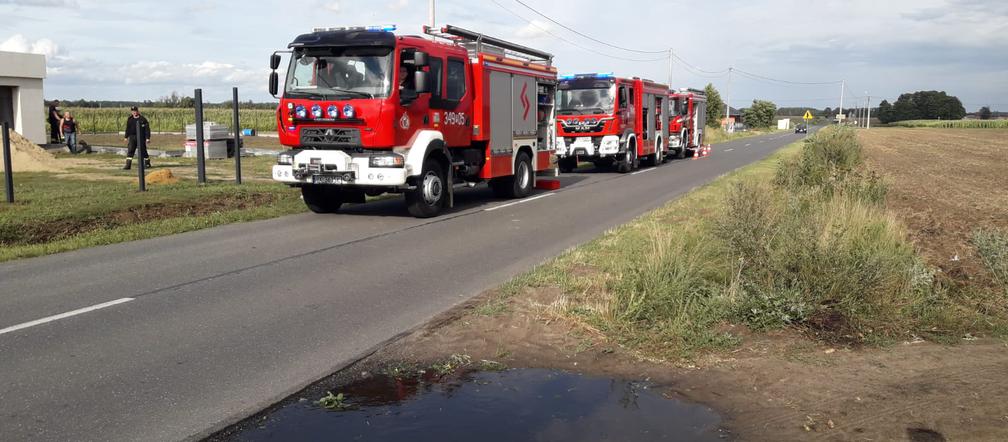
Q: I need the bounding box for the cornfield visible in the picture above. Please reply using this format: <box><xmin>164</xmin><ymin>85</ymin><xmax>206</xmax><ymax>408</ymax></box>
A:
<box><xmin>886</xmin><ymin>119</ymin><xmax>1008</xmax><ymax>129</ymax></box>
<box><xmin>48</xmin><ymin>107</ymin><xmax>279</xmax><ymax>134</ymax></box>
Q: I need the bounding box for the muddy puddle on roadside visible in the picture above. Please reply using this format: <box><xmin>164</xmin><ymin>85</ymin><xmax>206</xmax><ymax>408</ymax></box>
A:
<box><xmin>223</xmin><ymin>365</ymin><xmax>725</xmax><ymax>441</ymax></box>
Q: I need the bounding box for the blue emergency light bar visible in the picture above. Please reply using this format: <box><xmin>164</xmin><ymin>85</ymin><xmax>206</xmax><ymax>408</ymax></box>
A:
<box><xmin>559</xmin><ymin>72</ymin><xmax>615</xmax><ymax>81</ymax></box>
<box><xmin>313</xmin><ymin>24</ymin><xmax>397</xmax><ymax>33</ymax></box>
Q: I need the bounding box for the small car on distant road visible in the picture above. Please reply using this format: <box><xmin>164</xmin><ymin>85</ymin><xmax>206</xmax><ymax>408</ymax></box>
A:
<box><xmin>795</xmin><ymin>124</ymin><xmax>807</xmax><ymax>134</ymax></box>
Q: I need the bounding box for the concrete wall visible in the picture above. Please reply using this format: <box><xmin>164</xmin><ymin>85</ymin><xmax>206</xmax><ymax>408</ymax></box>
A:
<box><xmin>0</xmin><ymin>51</ymin><xmax>46</xmax><ymax>145</ymax></box>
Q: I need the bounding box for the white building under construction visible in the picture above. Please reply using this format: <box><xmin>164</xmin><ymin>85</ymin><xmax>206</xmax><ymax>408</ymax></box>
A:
<box><xmin>0</xmin><ymin>50</ymin><xmax>46</xmax><ymax>145</ymax></box>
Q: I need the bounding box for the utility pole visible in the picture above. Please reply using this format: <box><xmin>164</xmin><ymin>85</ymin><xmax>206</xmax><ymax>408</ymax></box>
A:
<box><xmin>838</xmin><ymin>79</ymin><xmax>845</xmax><ymax>125</ymax></box>
<box><xmin>725</xmin><ymin>67</ymin><xmax>732</xmax><ymax>131</ymax></box>
<box><xmin>667</xmin><ymin>48</ymin><xmax>673</xmax><ymax>88</ymax></box>
<box><xmin>429</xmin><ymin>0</ymin><xmax>435</xmax><ymax>29</ymax></box>
<box><xmin>865</xmin><ymin>92</ymin><xmax>871</xmax><ymax>129</ymax></box>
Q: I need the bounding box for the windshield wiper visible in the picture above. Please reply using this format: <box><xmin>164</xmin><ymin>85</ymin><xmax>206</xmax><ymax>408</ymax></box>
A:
<box><xmin>329</xmin><ymin>89</ymin><xmax>374</xmax><ymax>99</ymax></box>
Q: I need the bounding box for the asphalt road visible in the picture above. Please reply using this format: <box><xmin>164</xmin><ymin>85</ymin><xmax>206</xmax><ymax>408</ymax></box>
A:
<box><xmin>0</xmin><ymin>130</ymin><xmax>808</xmax><ymax>441</ymax></box>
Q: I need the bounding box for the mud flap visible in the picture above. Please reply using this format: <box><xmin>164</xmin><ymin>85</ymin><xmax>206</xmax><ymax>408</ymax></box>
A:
<box><xmin>446</xmin><ymin>164</ymin><xmax>455</xmax><ymax>209</ymax></box>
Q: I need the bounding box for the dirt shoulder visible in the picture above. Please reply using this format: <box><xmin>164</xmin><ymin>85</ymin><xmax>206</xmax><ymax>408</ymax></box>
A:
<box><xmin>348</xmin><ymin>128</ymin><xmax>1008</xmax><ymax>441</ymax></box>
<box><xmin>372</xmin><ymin>285</ymin><xmax>1008</xmax><ymax>441</ymax></box>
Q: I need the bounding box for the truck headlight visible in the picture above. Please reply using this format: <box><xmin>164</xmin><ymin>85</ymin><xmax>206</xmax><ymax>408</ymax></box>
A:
<box><xmin>278</xmin><ymin>152</ymin><xmax>294</xmax><ymax>165</ymax></box>
<box><xmin>369</xmin><ymin>153</ymin><xmax>404</xmax><ymax>168</ymax></box>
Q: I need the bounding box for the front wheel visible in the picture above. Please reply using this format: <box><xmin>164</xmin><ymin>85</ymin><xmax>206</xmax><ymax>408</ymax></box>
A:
<box><xmin>406</xmin><ymin>157</ymin><xmax>447</xmax><ymax>218</ymax></box>
<box><xmin>616</xmin><ymin>142</ymin><xmax>637</xmax><ymax>174</ymax></box>
<box><xmin>301</xmin><ymin>185</ymin><xmax>344</xmax><ymax>214</ymax></box>
<box><xmin>558</xmin><ymin>156</ymin><xmax>577</xmax><ymax>174</ymax></box>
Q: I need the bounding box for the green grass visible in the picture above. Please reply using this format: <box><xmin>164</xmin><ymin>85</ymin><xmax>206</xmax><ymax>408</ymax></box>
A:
<box><xmin>494</xmin><ymin>127</ymin><xmax>1007</xmax><ymax>360</ymax></box>
<box><xmin>0</xmin><ymin>173</ymin><xmax>305</xmax><ymax>262</ymax></box>
<box><xmin>57</xmin><ymin>107</ymin><xmax>278</xmax><ymax>134</ymax></box>
<box><xmin>973</xmin><ymin>229</ymin><xmax>1008</xmax><ymax>297</ymax></box>
<box><xmin>885</xmin><ymin>119</ymin><xmax>1008</xmax><ymax>129</ymax></box>
<box><xmin>705</xmin><ymin>126</ymin><xmax>782</xmax><ymax>145</ymax></box>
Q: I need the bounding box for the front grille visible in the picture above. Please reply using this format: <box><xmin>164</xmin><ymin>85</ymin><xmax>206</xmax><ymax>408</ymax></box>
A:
<box><xmin>300</xmin><ymin>127</ymin><xmax>361</xmax><ymax>147</ymax></box>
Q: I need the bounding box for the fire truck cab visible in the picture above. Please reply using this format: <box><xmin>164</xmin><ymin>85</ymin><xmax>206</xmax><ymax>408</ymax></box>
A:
<box><xmin>668</xmin><ymin>88</ymin><xmax>707</xmax><ymax>159</ymax></box>
<box><xmin>269</xmin><ymin>25</ymin><xmax>558</xmax><ymax>218</ymax></box>
<box><xmin>554</xmin><ymin>74</ymin><xmax>669</xmax><ymax>173</ymax></box>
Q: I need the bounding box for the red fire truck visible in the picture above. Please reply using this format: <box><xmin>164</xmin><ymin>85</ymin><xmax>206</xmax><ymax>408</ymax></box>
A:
<box><xmin>554</xmin><ymin>74</ymin><xmax>670</xmax><ymax>173</ymax></box>
<box><xmin>268</xmin><ymin>25</ymin><xmax>558</xmax><ymax>217</ymax></box>
<box><xmin>668</xmin><ymin>88</ymin><xmax>708</xmax><ymax>158</ymax></box>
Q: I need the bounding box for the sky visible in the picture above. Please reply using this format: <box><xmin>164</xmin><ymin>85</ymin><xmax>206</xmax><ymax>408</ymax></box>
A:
<box><xmin>1</xmin><ymin>0</ymin><xmax>1006</xmax><ymax>111</ymax></box>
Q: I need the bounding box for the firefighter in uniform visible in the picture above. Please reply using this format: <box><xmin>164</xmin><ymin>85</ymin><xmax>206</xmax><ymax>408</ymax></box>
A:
<box><xmin>123</xmin><ymin>106</ymin><xmax>151</xmax><ymax>170</ymax></box>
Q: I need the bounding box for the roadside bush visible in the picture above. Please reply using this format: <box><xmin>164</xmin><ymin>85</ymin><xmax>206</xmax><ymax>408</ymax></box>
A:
<box><xmin>973</xmin><ymin>229</ymin><xmax>1008</xmax><ymax>296</ymax></box>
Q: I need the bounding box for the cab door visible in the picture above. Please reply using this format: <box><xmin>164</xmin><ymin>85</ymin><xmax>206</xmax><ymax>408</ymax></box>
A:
<box><xmin>435</xmin><ymin>56</ymin><xmax>472</xmax><ymax>147</ymax></box>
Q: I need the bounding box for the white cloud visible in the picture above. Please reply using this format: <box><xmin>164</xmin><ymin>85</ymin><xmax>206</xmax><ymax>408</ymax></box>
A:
<box><xmin>388</xmin><ymin>0</ymin><xmax>408</xmax><ymax>11</ymax></box>
<box><xmin>515</xmin><ymin>20</ymin><xmax>551</xmax><ymax>39</ymax></box>
<box><xmin>121</xmin><ymin>60</ymin><xmax>262</xmax><ymax>86</ymax></box>
<box><xmin>323</xmin><ymin>1</ymin><xmax>339</xmax><ymax>12</ymax></box>
<box><xmin>0</xmin><ymin>34</ymin><xmax>62</xmax><ymax>58</ymax></box>
<box><xmin>0</xmin><ymin>0</ymin><xmax>77</xmax><ymax>6</ymax></box>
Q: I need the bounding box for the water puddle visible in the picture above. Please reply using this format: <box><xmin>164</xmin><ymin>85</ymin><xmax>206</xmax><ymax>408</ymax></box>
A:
<box><xmin>228</xmin><ymin>368</ymin><xmax>724</xmax><ymax>441</ymax></box>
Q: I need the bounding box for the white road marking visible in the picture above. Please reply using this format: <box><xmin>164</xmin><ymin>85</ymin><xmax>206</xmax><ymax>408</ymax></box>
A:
<box><xmin>0</xmin><ymin>298</ymin><xmax>135</xmax><ymax>336</ymax></box>
<box><xmin>484</xmin><ymin>192</ymin><xmax>554</xmax><ymax>211</ymax></box>
<box><xmin>725</xmin><ymin>148</ymin><xmax>734</xmax><ymax>152</ymax></box>
<box><xmin>631</xmin><ymin>168</ymin><xmax>657</xmax><ymax>175</ymax></box>
<box><xmin>745</xmin><ymin>143</ymin><xmax>752</xmax><ymax>147</ymax></box>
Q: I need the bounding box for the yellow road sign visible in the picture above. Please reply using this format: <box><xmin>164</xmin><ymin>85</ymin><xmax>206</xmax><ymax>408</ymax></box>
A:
<box><xmin>803</xmin><ymin>110</ymin><xmax>814</xmax><ymax>120</ymax></box>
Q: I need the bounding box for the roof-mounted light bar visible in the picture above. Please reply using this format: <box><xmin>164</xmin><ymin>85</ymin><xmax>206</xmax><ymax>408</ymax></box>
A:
<box><xmin>559</xmin><ymin>72</ymin><xmax>615</xmax><ymax>81</ymax></box>
<box><xmin>312</xmin><ymin>24</ymin><xmax>396</xmax><ymax>33</ymax></box>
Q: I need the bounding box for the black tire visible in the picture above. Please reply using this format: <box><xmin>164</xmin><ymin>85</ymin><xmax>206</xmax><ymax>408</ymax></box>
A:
<box><xmin>406</xmin><ymin>157</ymin><xmax>447</xmax><ymax>218</ymax></box>
<box><xmin>490</xmin><ymin>152</ymin><xmax>534</xmax><ymax>198</ymax></box>
<box><xmin>642</xmin><ymin>140</ymin><xmax>662</xmax><ymax>167</ymax></box>
<box><xmin>674</xmin><ymin>132</ymin><xmax>688</xmax><ymax>159</ymax></box>
<box><xmin>301</xmin><ymin>185</ymin><xmax>343</xmax><ymax>214</ymax></box>
<box><xmin>616</xmin><ymin>140</ymin><xmax>637</xmax><ymax>174</ymax></box>
<box><xmin>558</xmin><ymin>156</ymin><xmax>577</xmax><ymax>173</ymax></box>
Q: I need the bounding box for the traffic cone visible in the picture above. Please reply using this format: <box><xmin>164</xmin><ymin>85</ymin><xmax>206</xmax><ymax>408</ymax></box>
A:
<box><xmin>691</xmin><ymin>148</ymin><xmax>699</xmax><ymax>160</ymax></box>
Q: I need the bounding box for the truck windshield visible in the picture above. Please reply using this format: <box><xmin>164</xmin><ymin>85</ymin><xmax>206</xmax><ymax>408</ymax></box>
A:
<box><xmin>285</xmin><ymin>46</ymin><xmax>394</xmax><ymax>99</ymax></box>
<box><xmin>557</xmin><ymin>86</ymin><xmax>616</xmax><ymax>115</ymax></box>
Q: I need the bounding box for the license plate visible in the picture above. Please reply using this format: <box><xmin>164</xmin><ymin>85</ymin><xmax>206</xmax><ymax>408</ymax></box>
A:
<box><xmin>312</xmin><ymin>175</ymin><xmax>343</xmax><ymax>185</ymax></box>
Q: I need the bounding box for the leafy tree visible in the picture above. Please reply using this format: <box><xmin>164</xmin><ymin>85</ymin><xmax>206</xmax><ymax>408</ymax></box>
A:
<box><xmin>979</xmin><ymin>106</ymin><xmax>992</xmax><ymax>120</ymax></box>
<box><xmin>704</xmin><ymin>83</ymin><xmax>724</xmax><ymax>127</ymax></box>
<box><xmin>823</xmin><ymin>107</ymin><xmax>833</xmax><ymax>118</ymax></box>
<box><xmin>742</xmin><ymin>100</ymin><xmax>777</xmax><ymax>128</ymax></box>
<box><xmin>876</xmin><ymin>100</ymin><xmax>894</xmax><ymax>123</ymax></box>
<box><xmin>883</xmin><ymin>90</ymin><xmax>966</xmax><ymax>122</ymax></box>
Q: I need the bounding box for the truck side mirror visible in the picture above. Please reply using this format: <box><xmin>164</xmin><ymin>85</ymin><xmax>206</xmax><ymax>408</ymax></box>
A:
<box><xmin>413</xmin><ymin>51</ymin><xmax>429</xmax><ymax>67</ymax></box>
<box><xmin>269</xmin><ymin>72</ymin><xmax>279</xmax><ymax>97</ymax></box>
<box><xmin>414</xmin><ymin>70</ymin><xmax>430</xmax><ymax>94</ymax></box>
<box><xmin>270</xmin><ymin>53</ymin><xmax>282</xmax><ymax>70</ymax></box>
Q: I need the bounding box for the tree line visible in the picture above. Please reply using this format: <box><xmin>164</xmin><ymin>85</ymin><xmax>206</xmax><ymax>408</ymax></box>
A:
<box><xmin>876</xmin><ymin>90</ymin><xmax>966</xmax><ymax>123</ymax></box>
<box><xmin>46</xmin><ymin>91</ymin><xmax>279</xmax><ymax>110</ymax></box>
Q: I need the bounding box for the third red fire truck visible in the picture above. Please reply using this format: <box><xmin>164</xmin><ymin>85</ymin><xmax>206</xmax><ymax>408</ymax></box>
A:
<box><xmin>554</xmin><ymin>74</ymin><xmax>670</xmax><ymax>173</ymax></box>
<box><xmin>268</xmin><ymin>24</ymin><xmax>558</xmax><ymax>217</ymax></box>
<box><xmin>668</xmin><ymin>88</ymin><xmax>707</xmax><ymax>158</ymax></box>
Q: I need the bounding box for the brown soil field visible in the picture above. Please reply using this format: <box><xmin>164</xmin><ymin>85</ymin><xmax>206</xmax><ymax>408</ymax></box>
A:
<box><xmin>859</xmin><ymin>128</ymin><xmax>1008</xmax><ymax>290</ymax></box>
<box><xmin>331</xmin><ymin>127</ymin><xmax>1008</xmax><ymax>441</ymax></box>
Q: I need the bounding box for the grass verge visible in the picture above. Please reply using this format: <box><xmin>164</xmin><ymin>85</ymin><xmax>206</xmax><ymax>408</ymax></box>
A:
<box><xmin>705</xmin><ymin>126</ymin><xmax>783</xmax><ymax>144</ymax></box>
<box><xmin>495</xmin><ymin>127</ymin><xmax>1007</xmax><ymax>360</ymax></box>
<box><xmin>0</xmin><ymin>173</ymin><xmax>305</xmax><ymax>262</ymax></box>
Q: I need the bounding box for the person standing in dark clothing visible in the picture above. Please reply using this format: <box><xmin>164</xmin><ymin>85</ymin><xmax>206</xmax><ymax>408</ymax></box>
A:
<box><xmin>123</xmin><ymin>106</ymin><xmax>151</xmax><ymax>170</ymax></box>
<box><xmin>60</xmin><ymin>111</ymin><xmax>80</xmax><ymax>153</ymax></box>
<box><xmin>48</xmin><ymin>100</ymin><xmax>62</xmax><ymax>143</ymax></box>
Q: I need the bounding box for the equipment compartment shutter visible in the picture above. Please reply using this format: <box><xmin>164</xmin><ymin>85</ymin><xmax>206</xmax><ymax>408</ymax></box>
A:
<box><xmin>488</xmin><ymin>70</ymin><xmax>512</xmax><ymax>154</ymax></box>
<box><xmin>511</xmin><ymin>75</ymin><xmax>536</xmax><ymax>137</ymax></box>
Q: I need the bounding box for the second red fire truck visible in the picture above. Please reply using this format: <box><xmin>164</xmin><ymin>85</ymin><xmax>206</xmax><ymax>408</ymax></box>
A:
<box><xmin>668</xmin><ymin>88</ymin><xmax>708</xmax><ymax>158</ymax></box>
<box><xmin>268</xmin><ymin>24</ymin><xmax>558</xmax><ymax>217</ymax></box>
<box><xmin>554</xmin><ymin>74</ymin><xmax>670</xmax><ymax>173</ymax></box>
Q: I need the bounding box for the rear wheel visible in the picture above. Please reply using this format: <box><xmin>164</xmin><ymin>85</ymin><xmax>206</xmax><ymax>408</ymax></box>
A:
<box><xmin>558</xmin><ymin>156</ymin><xmax>577</xmax><ymax>173</ymax></box>
<box><xmin>490</xmin><ymin>152</ymin><xmax>534</xmax><ymax>198</ymax></box>
<box><xmin>301</xmin><ymin>185</ymin><xmax>344</xmax><ymax>214</ymax></box>
<box><xmin>406</xmin><ymin>157</ymin><xmax>446</xmax><ymax>218</ymax></box>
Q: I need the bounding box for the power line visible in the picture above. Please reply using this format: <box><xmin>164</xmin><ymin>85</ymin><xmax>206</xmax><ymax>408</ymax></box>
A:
<box><xmin>733</xmin><ymin>68</ymin><xmax>842</xmax><ymax>86</ymax></box>
<box><xmin>672</xmin><ymin>54</ymin><xmax>729</xmax><ymax>76</ymax></box>
<box><xmin>489</xmin><ymin>0</ymin><xmax>668</xmax><ymax>62</ymax></box>
<box><xmin>509</xmin><ymin>0</ymin><xmax>668</xmax><ymax>54</ymax></box>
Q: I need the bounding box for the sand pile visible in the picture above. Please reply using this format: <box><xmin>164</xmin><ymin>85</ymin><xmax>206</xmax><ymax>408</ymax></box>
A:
<box><xmin>0</xmin><ymin>129</ymin><xmax>65</xmax><ymax>172</ymax></box>
<box><xmin>145</xmin><ymin>168</ymin><xmax>179</xmax><ymax>184</ymax></box>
